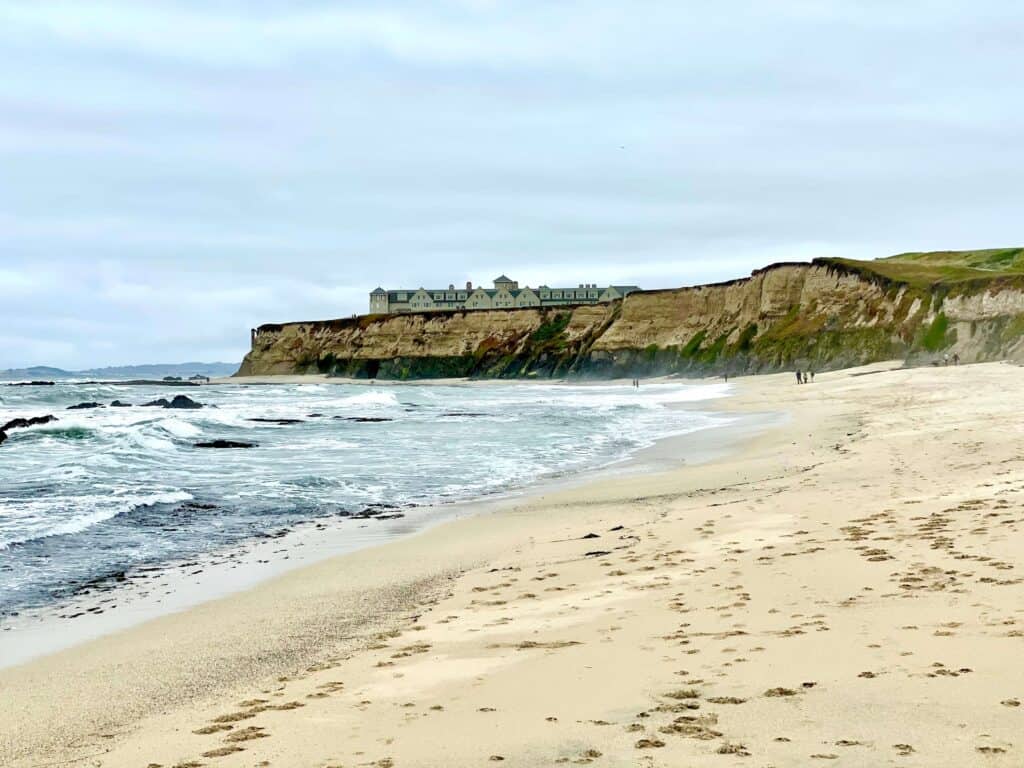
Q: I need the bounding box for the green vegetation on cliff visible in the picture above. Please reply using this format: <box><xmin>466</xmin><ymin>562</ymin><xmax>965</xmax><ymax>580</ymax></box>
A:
<box><xmin>820</xmin><ymin>248</ymin><xmax>1024</xmax><ymax>289</ymax></box>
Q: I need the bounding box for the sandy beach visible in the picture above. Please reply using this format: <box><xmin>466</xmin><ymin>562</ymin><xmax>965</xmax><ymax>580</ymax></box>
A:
<box><xmin>3</xmin><ymin>362</ymin><xmax>1023</xmax><ymax>767</ymax></box>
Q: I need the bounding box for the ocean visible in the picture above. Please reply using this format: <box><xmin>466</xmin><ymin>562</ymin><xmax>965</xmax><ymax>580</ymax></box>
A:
<box><xmin>0</xmin><ymin>379</ymin><xmax>730</xmax><ymax>620</ymax></box>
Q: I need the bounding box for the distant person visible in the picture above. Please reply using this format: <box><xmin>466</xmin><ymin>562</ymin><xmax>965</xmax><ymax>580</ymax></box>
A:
<box><xmin>943</xmin><ymin>353</ymin><xmax>949</xmax><ymax>366</ymax></box>
<box><xmin>796</xmin><ymin>370</ymin><xmax>802</xmax><ymax>385</ymax></box>
<box><xmin>809</xmin><ymin>370</ymin><xmax>815</xmax><ymax>383</ymax></box>
<box><xmin>953</xmin><ymin>353</ymin><xmax>960</xmax><ymax>366</ymax></box>
<box><xmin>724</xmin><ymin>372</ymin><xmax>729</xmax><ymax>383</ymax></box>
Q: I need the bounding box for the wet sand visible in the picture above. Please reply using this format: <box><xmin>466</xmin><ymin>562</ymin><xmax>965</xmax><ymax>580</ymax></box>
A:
<box><xmin>3</xmin><ymin>362</ymin><xmax>1023</xmax><ymax>766</ymax></box>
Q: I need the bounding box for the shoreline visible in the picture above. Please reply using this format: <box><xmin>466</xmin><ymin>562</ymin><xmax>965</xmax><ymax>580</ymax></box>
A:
<box><xmin>4</xmin><ymin>361</ymin><xmax>1024</xmax><ymax>767</ymax></box>
<box><xmin>0</xmin><ymin>381</ymin><xmax>763</xmax><ymax>669</ymax></box>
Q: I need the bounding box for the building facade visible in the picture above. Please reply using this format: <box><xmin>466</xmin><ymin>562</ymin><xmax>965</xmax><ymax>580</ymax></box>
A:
<box><xmin>369</xmin><ymin>275</ymin><xmax>640</xmax><ymax>315</ymax></box>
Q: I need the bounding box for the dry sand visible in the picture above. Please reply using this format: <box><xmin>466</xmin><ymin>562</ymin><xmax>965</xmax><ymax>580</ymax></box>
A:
<box><xmin>3</xmin><ymin>362</ymin><xmax>1023</xmax><ymax>767</ymax></box>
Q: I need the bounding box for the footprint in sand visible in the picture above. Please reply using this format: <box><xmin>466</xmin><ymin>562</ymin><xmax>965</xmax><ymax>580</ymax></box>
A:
<box><xmin>201</xmin><ymin>745</ymin><xmax>244</xmax><ymax>758</ymax></box>
<box><xmin>224</xmin><ymin>726</ymin><xmax>269</xmax><ymax>743</ymax></box>
<box><xmin>635</xmin><ymin>738</ymin><xmax>665</xmax><ymax>749</ymax></box>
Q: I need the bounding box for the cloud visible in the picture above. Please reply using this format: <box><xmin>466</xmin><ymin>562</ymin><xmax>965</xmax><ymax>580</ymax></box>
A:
<box><xmin>1</xmin><ymin>1</ymin><xmax>1023</xmax><ymax>368</ymax></box>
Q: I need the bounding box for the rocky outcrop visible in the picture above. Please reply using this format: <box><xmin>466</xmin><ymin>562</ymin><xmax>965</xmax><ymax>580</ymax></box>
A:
<box><xmin>238</xmin><ymin>259</ymin><xmax>1024</xmax><ymax>379</ymax></box>
<box><xmin>0</xmin><ymin>415</ymin><xmax>58</xmax><ymax>446</ymax></box>
<box><xmin>142</xmin><ymin>395</ymin><xmax>204</xmax><ymax>409</ymax></box>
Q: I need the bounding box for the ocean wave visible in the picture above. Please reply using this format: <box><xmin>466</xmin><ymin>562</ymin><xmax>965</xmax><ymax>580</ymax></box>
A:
<box><xmin>30</xmin><ymin>425</ymin><xmax>95</xmax><ymax>441</ymax></box>
<box><xmin>0</xmin><ymin>490</ymin><xmax>194</xmax><ymax>551</ymax></box>
<box><xmin>155</xmin><ymin>418</ymin><xmax>202</xmax><ymax>438</ymax></box>
<box><xmin>336</xmin><ymin>390</ymin><xmax>399</xmax><ymax>409</ymax></box>
<box><xmin>0</xmin><ymin>379</ymin><xmax>736</xmax><ymax>617</ymax></box>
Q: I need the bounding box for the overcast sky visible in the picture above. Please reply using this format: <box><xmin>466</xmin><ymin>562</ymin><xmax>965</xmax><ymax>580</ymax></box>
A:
<box><xmin>3</xmin><ymin>1</ymin><xmax>1023</xmax><ymax>368</ymax></box>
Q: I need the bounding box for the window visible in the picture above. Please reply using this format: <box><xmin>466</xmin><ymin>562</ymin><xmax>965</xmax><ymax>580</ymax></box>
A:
<box><xmin>397</xmin><ymin>293</ymin><xmax>407</xmax><ymax>301</ymax></box>
<box><xmin>458</xmin><ymin>293</ymin><xmax>466</xmax><ymax>299</ymax></box>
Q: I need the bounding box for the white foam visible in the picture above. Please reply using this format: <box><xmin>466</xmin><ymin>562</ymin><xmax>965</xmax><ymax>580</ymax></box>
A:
<box><xmin>0</xmin><ymin>490</ymin><xmax>193</xmax><ymax>550</ymax></box>
<box><xmin>336</xmin><ymin>390</ymin><xmax>399</xmax><ymax>408</ymax></box>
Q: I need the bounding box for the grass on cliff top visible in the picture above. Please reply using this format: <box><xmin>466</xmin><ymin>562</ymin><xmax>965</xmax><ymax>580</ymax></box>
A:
<box><xmin>820</xmin><ymin>247</ymin><xmax>1024</xmax><ymax>289</ymax></box>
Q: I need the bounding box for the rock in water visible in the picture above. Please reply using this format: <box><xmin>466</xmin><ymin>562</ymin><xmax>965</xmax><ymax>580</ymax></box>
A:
<box><xmin>194</xmin><ymin>440</ymin><xmax>256</xmax><ymax>448</ymax></box>
<box><xmin>67</xmin><ymin>402</ymin><xmax>102</xmax><ymax>410</ymax></box>
<box><xmin>169</xmin><ymin>395</ymin><xmax>203</xmax><ymax>409</ymax></box>
<box><xmin>2</xmin><ymin>415</ymin><xmax>58</xmax><ymax>432</ymax></box>
<box><xmin>0</xmin><ymin>414</ymin><xmax>58</xmax><ymax>447</ymax></box>
<box><xmin>110</xmin><ymin>400</ymin><xmax>132</xmax><ymax>407</ymax></box>
<box><xmin>142</xmin><ymin>395</ymin><xmax>203</xmax><ymax>409</ymax></box>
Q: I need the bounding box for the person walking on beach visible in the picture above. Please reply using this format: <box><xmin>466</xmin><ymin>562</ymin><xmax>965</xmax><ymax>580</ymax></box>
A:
<box><xmin>796</xmin><ymin>370</ymin><xmax>802</xmax><ymax>385</ymax></box>
<box><xmin>809</xmin><ymin>370</ymin><xmax>815</xmax><ymax>383</ymax></box>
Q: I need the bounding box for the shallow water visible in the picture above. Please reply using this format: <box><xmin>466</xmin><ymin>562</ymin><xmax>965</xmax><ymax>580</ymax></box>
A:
<box><xmin>0</xmin><ymin>379</ymin><xmax>730</xmax><ymax>616</ymax></box>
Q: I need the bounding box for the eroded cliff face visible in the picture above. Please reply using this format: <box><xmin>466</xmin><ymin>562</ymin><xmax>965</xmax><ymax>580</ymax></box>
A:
<box><xmin>238</xmin><ymin>262</ymin><xmax>1024</xmax><ymax>378</ymax></box>
<box><xmin>237</xmin><ymin>304</ymin><xmax>616</xmax><ymax>378</ymax></box>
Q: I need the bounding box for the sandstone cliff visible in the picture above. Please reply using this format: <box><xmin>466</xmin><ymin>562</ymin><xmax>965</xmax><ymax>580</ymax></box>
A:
<box><xmin>238</xmin><ymin>250</ymin><xmax>1024</xmax><ymax>379</ymax></box>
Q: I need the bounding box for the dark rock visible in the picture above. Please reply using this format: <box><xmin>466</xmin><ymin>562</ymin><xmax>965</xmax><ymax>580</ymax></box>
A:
<box><xmin>336</xmin><ymin>416</ymin><xmax>393</xmax><ymax>422</ymax></box>
<box><xmin>110</xmin><ymin>400</ymin><xmax>132</xmax><ymax>407</ymax></box>
<box><xmin>143</xmin><ymin>395</ymin><xmax>203</xmax><ymax>409</ymax></box>
<box><xmin>584</xmin><ymin>550</ymin><xmax>612</xmax><ymax>557</ymax></box>
<box><xmin>440</xmin><ymin>412</ymin><xmax>487</xmax><ymax>417</ymax></box>
<box><xmin>2</xmin><ymin>414</ymin><xmax>58</xmax><ymax>432</ymax></box>
<box><xmin>194</xmin><ymin>440</ymin><xmax>257</xmax><ymax>448</ymax></box>
<box><xmin>349</xmin><ymin>503</ymin><xmax>404</xmax><ymax>519</ymax></box>
<box><xmin>168</xmin><ymin>395</ymin><xmax>203</xmax><ymax>409</ymax></box>
<box><xmin>247</xmin><ymin>418</ymin><xmax>304</xmax><ymax>425</ymax></box>
<box><xmin>180</xmin><ymin>501</ymin><xmax>218</xmax><ymax>510</ymax></box>
<box><xmin>6</xmin><ymin>381</ymin><xmax>55</xmax><ymax>386</ymax></box>
<box><xmin>67</xmin><ymin>402</ymin><xmax>103</xmax><ymax>410</ymax></box>
<box><xmin>581</xmin><ymin>532</ymin><xmax>600</xmax><ymax>539</ymax></box>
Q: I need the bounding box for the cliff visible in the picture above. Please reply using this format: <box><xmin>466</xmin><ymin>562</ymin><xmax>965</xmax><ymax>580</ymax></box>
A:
<box><xmin>238</xmin><ymin>248</ymin><xmax>1024</xmax><ymax>379</ymax></box>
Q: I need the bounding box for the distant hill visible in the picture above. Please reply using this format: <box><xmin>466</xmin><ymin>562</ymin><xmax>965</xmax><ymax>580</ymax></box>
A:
<box><xmin>0</xmin><ymin>362</ymin><xmax>239</xmax><ymax>381</ymax></box>
<box><xmin>0</xmin><ymin>366</ymin><xmax>72</xmax><ymax>379</ymax></box>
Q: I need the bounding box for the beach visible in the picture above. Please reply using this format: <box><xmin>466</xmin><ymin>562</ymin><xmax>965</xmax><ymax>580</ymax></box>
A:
<box><xmin>2</xmin><ymin>362</ymin><xmax>1023</xmax><ymax>766</ymax></box>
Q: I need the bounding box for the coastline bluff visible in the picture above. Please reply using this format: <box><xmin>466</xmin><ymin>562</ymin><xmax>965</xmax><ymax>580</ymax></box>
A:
<box><xmin>238</xmin><ymin>254</ymin><xmax>1024</xmax><ymax>379</ymax></box>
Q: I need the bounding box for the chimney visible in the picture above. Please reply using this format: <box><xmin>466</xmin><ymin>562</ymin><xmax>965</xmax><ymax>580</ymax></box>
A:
<box><xmin>449</xmin><ymin>284</ymin><xmax>455</xmax><ymax>290</ymax></box>
<box><xmin>466</xmin><ymin>281</ymin><xmax>473</xmax><ymax>290</ymax></box>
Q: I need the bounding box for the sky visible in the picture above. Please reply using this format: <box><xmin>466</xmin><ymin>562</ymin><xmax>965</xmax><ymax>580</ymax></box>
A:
<box><xmin>2</xmin><ymin>1</ymin><xmax>1023</xmax><ymax>369</ymax></box>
